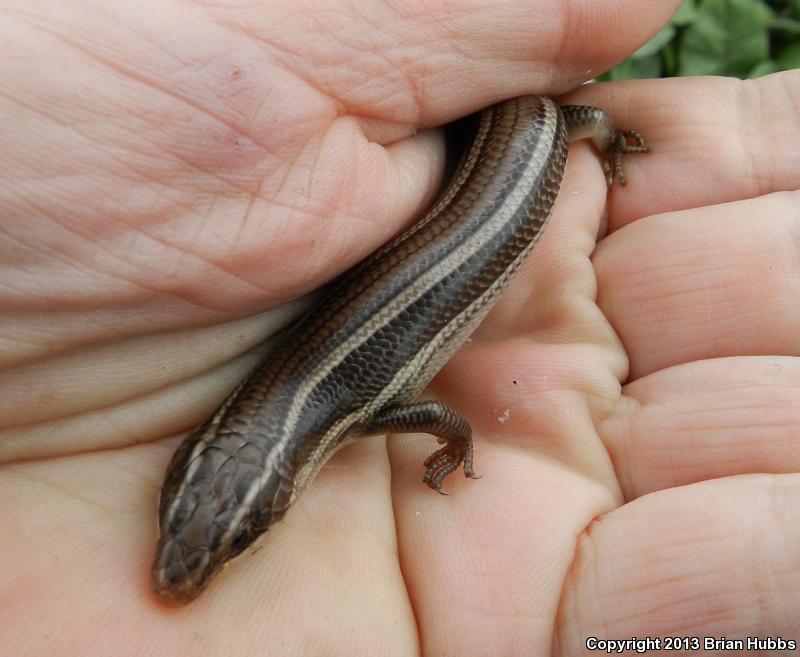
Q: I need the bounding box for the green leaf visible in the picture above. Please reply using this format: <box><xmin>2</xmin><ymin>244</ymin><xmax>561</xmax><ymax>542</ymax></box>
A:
<box><xmin>671</xmin><ymin>0</ymin><xmax>699</xmax><ymax>24</ymax></box>
<box><xmin>679</xmin><ymin>0</ymin><xmax>774</xmax><ymax>77</ymax></box>
<box><xmin>632</xmin><ymin>25</ymin><xmax>677</xmax><ymax>58</ymax></box>
<box><xmin>605</xmin><ymin>54</ymin><xmax>664</xmax><ymax>80</ymax></box>
<box><xmin>748</xmin><ymin>59</ymin><xmax>780</xmax><ymax>76</ymax></box>
<box><xmin>776</xmin><ymin>42</ymin><xmax>800</xmax><ymax>68</ymax></box>
<box><xmin>770</xmin><ymin>16</ymin><xmax>800</xmax><ymax>33</ymax></box>
<box><xmin>663</xmin><ymin>41</ymin><xmax>679</xmax><ymax>74</ymax></box>
<box><xmin>605</xmin><ymin>0</ymin><xmax>795</xmax><ymax>81</ymax></box>
<box><xmin>779</xmin><ymin>0</ymin><xmax>800</xmax><ymax>14</ymax></box>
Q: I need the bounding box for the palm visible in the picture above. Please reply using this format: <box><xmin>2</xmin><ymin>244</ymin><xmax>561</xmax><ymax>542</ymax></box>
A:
<box><xmin>4</xmin><ymin>1</ymin><xmax>800</xmax><ymax>655</ymax></box>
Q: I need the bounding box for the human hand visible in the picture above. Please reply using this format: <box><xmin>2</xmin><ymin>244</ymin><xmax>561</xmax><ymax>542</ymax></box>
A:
<box><xmin>549</xmin><ymin>70</ymin><xmax>800</xmax><ymax>652</ymax></box>
<box><xmin>7</xmin><ymin>1</ymin><xmax>796</xmax><ymax>656</ymax></box>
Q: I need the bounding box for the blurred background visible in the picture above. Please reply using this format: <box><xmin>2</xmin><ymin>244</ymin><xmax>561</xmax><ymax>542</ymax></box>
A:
<box><xmin>602</xmin><ymin>0</ymin><xmax>800</xmax><ymax>79</ymax></box>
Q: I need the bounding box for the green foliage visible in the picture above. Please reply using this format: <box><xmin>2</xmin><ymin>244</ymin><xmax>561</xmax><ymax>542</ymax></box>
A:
<box><xmin>600</xmin><ymin>0</ymin><xmax>800</xmax><ymax>79</ymax></box>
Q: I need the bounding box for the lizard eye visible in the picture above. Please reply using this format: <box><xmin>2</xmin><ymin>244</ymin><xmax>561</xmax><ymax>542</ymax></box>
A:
<box><xmin>231</xmin><ymin>529</ymin><xmax>251</xmax><ymax>555</ymax></box>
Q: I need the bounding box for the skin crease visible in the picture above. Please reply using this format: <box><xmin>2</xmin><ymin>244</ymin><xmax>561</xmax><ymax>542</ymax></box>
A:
<box><xmin>2</xmin><ymin>0</ymin><xmax>800</xmax><ymax>654</ymax></box>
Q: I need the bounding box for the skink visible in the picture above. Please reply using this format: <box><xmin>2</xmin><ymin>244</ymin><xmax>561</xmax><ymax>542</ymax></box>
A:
<box><xmin>152</xmin><ymin>95</ymin><xmax>649</xmax><ymax>604</ymax></box>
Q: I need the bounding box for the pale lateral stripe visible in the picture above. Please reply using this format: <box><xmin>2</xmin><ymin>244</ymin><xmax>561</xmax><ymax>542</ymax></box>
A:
<box><xmin>377</xmin><ymin>107</ymin><xmax>495</xmax><ymax>249</ymax></box>
<box><xmin>293</xmin><ymin>213</ymin><xmax>552</xmax><ymax>490</ymax></box>
<box><xmin>359</xmin><ymin>200</ymin><xmax>551</xmax><ymax>424</ymax></box>
<box><xmin>222</xmin><ymin>412</ymin><xmax>361</xmax><ymax>548</ymax></box>
<box><xmin>252</xmin><ymin>99</ymin><xmax>559</xmax><ymax>488</ymax></box>
<box><xmin>161</xmin><ymin>377</ymin><xmax>248</xmax><ymax>530</ymax></box>
<box><xmin>221</xmin><ymin>449</ymin><xmax>273</xmax><ymax>547</ymax></box>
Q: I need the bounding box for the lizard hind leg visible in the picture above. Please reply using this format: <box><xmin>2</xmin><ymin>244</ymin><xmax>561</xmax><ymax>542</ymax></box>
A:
<box><xmin>363</xmin><ymin>400</ymin><xmax>479</xmax><ymax>494</ymax></box>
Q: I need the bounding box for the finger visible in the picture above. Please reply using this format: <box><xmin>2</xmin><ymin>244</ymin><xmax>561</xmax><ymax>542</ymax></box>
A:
<box><xmin>554</xmin><ymin>475</ymin><xmax>800</xmax><ymax>652</ymax></box>
<box><xmin>478</xmin><ymin>141</ymin><xmax>612</xmax><ymax>341</ymax></box>
<box><xmin>191</xmin><ymin>0</ymin><xmax>679</xmax><ymax>132</ymax></box>
<box><xmin>594</xmin><ymin>190</ymin><xmax>800</xmax><ymax>378</ymax></box>
<box><xmin>564</xmin><ymin>70</ymin><xmax>800</xmax><ymax>223</ymax></box>
<box><xmin>602</xmin><ymin>356</ymin><xmax>800</xmax><ymax>499</ymax></box>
